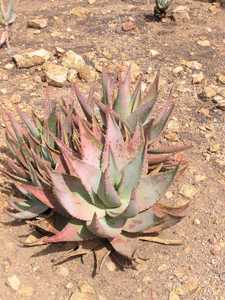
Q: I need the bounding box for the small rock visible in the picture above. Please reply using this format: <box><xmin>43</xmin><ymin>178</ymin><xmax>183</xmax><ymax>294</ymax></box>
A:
<box><xmin>10</xmin><ymin>94</ymin><xmax>21</xmax><ymax>104</ymax></box>
<box><xmin>150</xmin><ymin>49</ymin><xmax>160</xmax><ymax>57</ymax></box>
<box><xmin>13</xmin><ymin>49</ymin><xmax>51</xmax><ymax>68</ymax></box>
<box><xmin>0</xmin><ymin>68</ymin><xmax>9</xmax><ymax>80</ymax></box>
<box><xmin>216</xmin><ymin>73</ymin><xmax>225</xmax><ymax>85</ymax></box>
<box><xmin>0</xmin><ymin>88</ymin><xmax>7</xmax><ymax>95</ymax></box>
<box><xmin>193</xmin><ymin>218</ymin><xmax>201</xmax><ymax>225</ymax></box>
<box><xmin>88</xmin><ymin>0</ymin><xmax>96</xmax><ymax>4</ymax></box>
<box><xmin>213</xmin><ymin>95</ymin><xmax>225</xmax><ymax>111</ymax></box>
<box><xmin>143</xmin><ymin>276</ymin><xmax>151</xmax><ymax>283</ymax></box>
<box><xmin>7</xmin><ymin>275</ymin><xmax>21</xmax><ymax>291</ymax></box>
<box><xmin>70</xmin><ymin>7</ymin><xmax>90</xmax><ymax>18</ymax></box>
<box><xmin>67</xmin><ymin>69</ymin><xmax>78</xmax><ymax>83</ymax></box>
<box><xmin>4</xmin><ymin>63</ymin><xmax>14</xmax><ymax>70</ymax></box>
<box><xmin>167</xmin><ymin>119</ymin><xmax>179</xmax><ymax>131</ymax></box>
<box><xmin>18</xmin><ymin>286</ymin><xmax>34</xmax><ymax>297</ymax></box>
<box><xmin>70</xmin><ymin>281</ymin><xmax>98</xmax><ymax>300</ymax></box>
<box><xmin>78</xmin><ymin>65</ymin><xmax>98</xmax><ymax>82</ymax></box>
<box><xmin>55</xmin><ymin>47</ymin><xmax>65</xmax><ymax>56</ymax></box>
<box><xmin>169</xmin><ymin>291</ymin><xmax>181</xmax><ymax>300</ymax></box>
<box><xmin>165</xmin><ymin>132</ymin><xmax>179</xmax><ymax>142</ymax></box>
<box><xmin>182</xmin><ymin>60</ymin><xmax>202</xmax><ymax>70</ymax></box>
<box><xmin>62</xmin><ymin>50</ymin><xmax>85</xmax><ymax>71</ymax></box>
<box><xmin>194</xmin><ymin>175</ymin><xmax>206</xmax><ymax>183</ymax></box>
<box><xmin>192</xmin><ymin>72</ymin><xmax>204</xmax><ymax>84</ymax></box>
<box><xmin>197</xmin><ymin>40</ymin><xmax>210</xmax><ymax>47</ymax></box>
<box><xmin>122</xmin><ymin>17</ymin><xmax>136</xmax><ymax>31</ymax></box>
<box><xmin>43</xmin><ymin>62</ymin><xmax>68</xmax><ymax>87</ymax></box>
<box><xmin>158</xmin><ymin>264</ymin><xmax>168</xmax><ymax>272</ymax></box>
<box><xmin>105</xmin><ymin>259</ymin><xmax>117</xmax><ymax>272</ymax></box>
<box><xmin>179</xmin><ymin>184</ymin><xmax>197</xmax><ymax>199</ymax></box>
<box><xmin>209</xmin><ymin>143</ymin><xmax>220</xmax><ymax>153</ymax></box>
<box><xmin>66</xmin><ymin>282</ymin><xmax>74</xmax><ymax>289</ymax></box>
<box><xmin>203</xmin><ymin>85</ymin><xmax>217</xmax><ymax>99</ymax></box>
<box><xmin>172</xmin><ymin>6</ymin><xmax>190</xmax><ymax>23</ymax></box>
<box><xmin>173</xmin><ymin>66</ymin><xmax>184</xmax><ymax>75</ymax></box>
<box><xmin>210</xmin><ymin>243</ymin><xmax>221</xmax><ymax>256</ymax></box>
<box><xmin>27</xmin><ymin>17</ymin><xmax>48</xmax><ymax>29</ymax></box>
<box><xmin>57</xmin><ymin>266</ymin><xmax>69</xmax><ymax>277</ymax></box>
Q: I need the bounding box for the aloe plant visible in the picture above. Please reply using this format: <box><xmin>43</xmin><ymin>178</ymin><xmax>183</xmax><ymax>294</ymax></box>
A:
<box><xmin>2</xmin><ymin>68</ymin><xmax>191</xmax><ymax>266</ymax></box>
<box><xmin>154</xmin><ymin>0</ymin><xmax>171</xmax><ymax>20</ymax></box>
<box><xmin>0</xmin><ymin>0</ymin><xmax>16</xmax><ymax>48</ymax></box>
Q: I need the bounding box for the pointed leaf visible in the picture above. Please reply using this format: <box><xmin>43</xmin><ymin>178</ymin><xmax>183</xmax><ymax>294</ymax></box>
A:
<box><xmin>87</xmin><ymin>214</ymin><xmax>125</xmax><ymax>238</ymax></box>
<box><xmin>50</xmin><ymin>173</ymin><xmax>105</xmax><ymax>221</ymax></box>
<box><xmin>114</xmin><ymin>66</ymin><xmax>131</xmax><ymax>119</ymax></box>
<box><xmin>44</xmin><ymin>220</ymin><xmax>94</xmax><ymax>243</ymax></box>
<box><xmin>110</xmin><ymin>235</ymin><xmax>137</xmax><ymax>258</ymax></box>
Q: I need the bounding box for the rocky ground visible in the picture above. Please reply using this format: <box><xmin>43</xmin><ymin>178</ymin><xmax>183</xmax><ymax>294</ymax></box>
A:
<box><xmin>0</xmin><ymin>0</ymin><xmax>225</xmax><ymax>299</ymax></box>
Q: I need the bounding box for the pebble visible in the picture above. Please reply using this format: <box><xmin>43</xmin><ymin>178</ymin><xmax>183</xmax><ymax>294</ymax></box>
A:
<box><xmin>197</xmin><ymin>40</ymin><xmax>210</xmax><ymax>47</ymax></box>
<box><xmin>70</xmin><ymin>7</ymin><xmax>90</xmax><ymax>18</ymax></box>
<box><xmin>158</xmin><ymin>264</ymin><xmax>169</xmax><ymax>272</ymax></box>
<box><xmin>62</xmin><ymin>50</ymin><xmax>85</xmax><ymax>71</ymax></box>
<box><xmin>67</xmin><ymin>69</ymin><xmax>78</xmax><ymax>83</ymax></box>
<box><xmin>179</xmin><ymin>184</ymin><xmax>197</xmax><ymax>199</ymax></box>
<box><xmin>122</xmin><ymin>18</ymin><xmax>136</xmax><ymax>32</ymax></box>
<box><xmin>57</xmin><ymin>266</ymin><xmax>70</xmax><ymax>277</ymax></box>
<box><xmin>150</xmin><ymin>49</ymin><xmax>160</xmax><ymax>57</ymax></box>
<box><xmin>173</xmin><ymin>66</ymin><xmax>184</xmax><ymax>75</ymax></box>
<box><xmin>181</xmin><ymin>60</ymin><xmax>202</xmax><ymax>70</ymax></box>
<box><xmin>192</xmin><ymin>72</ymin><xmax>204</xmax><ymax>84</ymax></box>
<box><xmin>213</xmin><ymin>95</ymin><xmax>225</xmax><ymax>110</ymax></box>
<box><xmin>216</xmin><ymin>73</ymin><xmax>225</xmax><ymax>85</ymax></box>
<box><xmin>18</xmin><ymin>286</ymin><xmax>34</xmax><ymax>297</ymax></box>
<box><xmin>7</xmin><ymin>275</ymin><xmax>21</xmax><ymax>291</ymax></box>
<box><xmin>27</xmin><ymin>17</ymin><xmax>48</xmax><ymax>29</ymax></box>
<box><xmin>70</xmin><ymin>281</ymin><xmax>98</xmax><ymax>300</ymax></box>
<box><xmin>105</xmin><ymin>259</ymin><xmax>117</xmax><ymax>272</ymax></box>
<box><xmin>78</xmin><ymin>64</ymin><xmax>98</xmax><ymax>82</ymax></box>
<box><xmin>13</xmin><ymin>49</ymin><xmax>51</xmax><ymax>68</ymax></box>
<box><xmin>4</xmin><ymin>63</ymin><xmax>14</xmax><ymax>70</ymax></box>
<box><xmin>172</xmin><ymin>6</ymin><xmax>190</xmax><ymax>23</ymax></box>
<box><xmin>210</xmin><ymin>243</ymin><xmax>221</xmax><ymax>256</ymax></box>
<box><xmin>203</xmin><ymin>85</ymin><xmax>217</xmax><ymax>99</ymax></box>
<box><xmin>43</xmin><ymin>62</ymin><xmax>68</xmax><ymax>87</ymax></box>
<box><xmin>193</xmin><ymin>218</ymin><xmax>201</xmax><ymax>225</ymax></box>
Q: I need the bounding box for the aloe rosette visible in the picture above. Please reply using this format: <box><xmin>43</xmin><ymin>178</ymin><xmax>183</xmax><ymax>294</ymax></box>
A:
<box><xmin>2</xmin><ymin>68</ymin><xmax>191</xmax><ymax>261</ymax></box>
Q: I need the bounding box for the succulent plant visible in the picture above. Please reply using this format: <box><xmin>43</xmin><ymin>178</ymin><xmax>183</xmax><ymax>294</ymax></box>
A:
<box><xmin>0</xmin><ymin>0</ymin><xmax>16</xmax><ymax>48</ymax></box>
<box><xmin>154</xmin><ymin>0</ymin><xmax>171</xmax><ymax>20</ymax></box>
<box><xmin>2</xmin><ymin>67</ymin><xmax>191</xmax><ymax>266</ymax></box>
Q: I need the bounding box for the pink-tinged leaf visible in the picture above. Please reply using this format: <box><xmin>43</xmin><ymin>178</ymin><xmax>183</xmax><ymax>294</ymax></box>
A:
<box><xmin>17</xmin><ymin>108</ymin><xmax>40</xmax><ymax>139</ymax></box>
<box><xmin>142</xmin><ymin>70</ymin><xmax>160</xmax><ymax>103</ymax></box>
<box><xmin>125</xmin><ymin>71</ymin><xmax>159</xmax><ymax>132</ymax></box>
<box><xmin>149</xmin><ymin>93</ymin><xmax>175</xmax><ymax>140</ymax></box>
<box><xmin>109</xmin><ymin>235</ymin><xmax>137</xmax><ymax>258</ymax></box>
<box><xmin>126</xmin><ymin>124</ymin><xmax>144</xmax><ymax>160</ymax></box>
<box><xmin>104</xmin><ymin>113</ymin><xmax>127</xmax><ymax>170</ymax></box>
<box><xmin>133</xmin><ymin>167</ymin><xmax>179</xmax><ymax>213</ymax></box>
<box><xmin>154</xmin><ymin>202</ymin><xmax>189</xmax><ymax>218</ymax></box>
<box><xmin>0</xmin><ymin>30</ymin><xmax>8</xmax><ymax>48</ymax></box>
<box><xmin>87</xmin><ymin>214</ymin><xmax>125</xmax><ymax>239</ymax></box>
<box><xmin>107</xmin><ymin>144</ymin><xmax>145</xmax><ymax>218</ymax></box>
<box><xmin>50</xmin><ymin>173</ymin><xmax>105</xmax><ymax>221</ymax></box>
<box><xmin>78</xmin><ymin>117</ymin><xmax>102</xmax><ymax>167</ymax></box>
<box><xmin>17</xmin><ymin>184</ymin><xmax>54</xmax><ymax>209</ymax></box>
<box><xmin>92</xmin><ymin>117</ymin><xmax>103</xmax><ymax>141</ymax></box>
<box><xmin>73</xmin><ymin>84</ymin><xmax>93</xmax><ymax>121</ymax></box>
<box><xmin>44</xmin><ymin>221</ymin><xmax>94</xmax><ymax>243</ymax></box>
<box><xmin>4</xmin><ymin>158</ymin><xmax>29</xmax><ymax>179</ymax></box>
<box><xmin>4</xmin><ymin>112</ymin><xmax>25</xmax><ymax>143</ymax></box>
<box><xmin>7</xmin><ymin>200</ymin><xmax>48</xmax><ymax>220</ymax></box>
<box><xmin>149</xmin><ymin>143</ymin><xmax>192</xmax><ymax>154</ymax></box>
<box><xmin>114</xmin><ymin>66</ymin><xmax>131</xmax><ymax>119</ymax></box>
<box><xmin>123</xmin><ymin>208</ymin><xmax>156</xmax><ymax>233</ymax></box>
<box><xmin>97</xmin><ymin>166</ymin><xmax>121</xmax><ymax>208</ymax></box>
<box><xmin>147</xmin><ymin>153</ymin><xmax>171</xmax><ymax>165</ymax></box>
<box><xmin>102</xmin><ymin>70</ymin><xmax>114</xmax><ymax>107</ymax></box>
<box><xmin>130</xmin><ymin>75</ymin><xmax>142</xmax><ymax>112</ymax></box>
